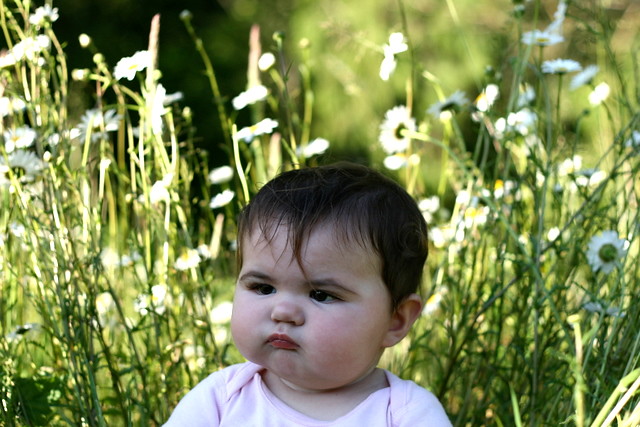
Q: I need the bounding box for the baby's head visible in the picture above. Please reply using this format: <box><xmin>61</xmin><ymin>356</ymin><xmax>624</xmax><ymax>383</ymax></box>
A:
<box><xmin>236</xmin><ymin>162</ymin><xmax>428</xmax><ymax>309</ymax></box>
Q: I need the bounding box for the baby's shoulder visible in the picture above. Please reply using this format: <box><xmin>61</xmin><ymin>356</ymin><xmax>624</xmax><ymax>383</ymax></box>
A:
<box><xmin>383</xmin><ymin>370</ymin><xmax>453</xmax><ymax>426</ymax></box>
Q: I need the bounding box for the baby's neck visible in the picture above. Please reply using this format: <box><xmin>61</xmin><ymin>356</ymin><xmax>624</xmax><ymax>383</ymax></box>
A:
<box><xmin>261</xmin><ymin>367</ymin><xmax>389</xmax><ymax>421</ymax></box>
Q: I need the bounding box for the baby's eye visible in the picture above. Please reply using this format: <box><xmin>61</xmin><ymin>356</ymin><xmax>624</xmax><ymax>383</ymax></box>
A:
<box><xmin>309</xmin><ymin>290</ymin><xmax>338</xmax><ymax>303</ymax></box>
<box><xmin>251</xmin><ymin>284</ymin><xmax>276</xmax><ymax>295</ymax></box>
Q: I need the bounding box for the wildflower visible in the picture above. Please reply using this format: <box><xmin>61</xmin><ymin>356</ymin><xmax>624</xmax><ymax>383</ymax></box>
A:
<box><xmin>385</xmin><ymin>32</ymin><xmax>409</xmax><ymax>55</ymax></box>
<box><xmin>516</xmin><ymin>83</ymin><xmax>536</xmax><ymax>108</ymax></box>
<box><xmin>570</xmin><ymin>65</ymin><xmax>599</xmax><ymax>90</ymax></box>
<box><xmin>418</xmin><ymin>196</ymin><xmax>440</xmax><ymax>223</ymax></box>
<box><xmin>209</xmin><ymin>189</ymin><xmax>235</xmax><ymax>209</ymax></box>
<box><xmin>258</xmin><ymin>53</ymin><xmax>276</xmax><ymax>71</ymax></box>
<box><xmin>135</xmin><ymin>284</ymin><xmax>170</xmax><ymax>315</ymax></box>
<box><xmin>183</xmin><ymin>344</ymin><xmax>206</xmax><ymax>370</ymax></box>
<box><xmin>463</xmin><ymin>205</ymin><xmax>490</xmax><ymax>229</ymax></box>
<box><xmin>558</xmin><ymin>155</ymin><xmax>582</xmax><ymax>176</ymax></box>
<box><xmin>0</xmin><ymin>97</ymin><xmax>26</xmax><ymax>117</ymax></box>
<box><xmin>588</xmin><ymin>82</ymin><xmax>610</xmax><ymax>106</ymax></box>
<box><xmin>149</xmin><ymin>83</ymin><xmax>168</xmax><ymax>135</ymax></box>
<box><xmin>78</xmin><ymin>34</ymin><xmax>92</xmax><ymax>48</ymax></box>
<box><xmin>474</xmin><ymin>84</ymin><xmax>499</xmax><ymax>113</ymax></box>
<box><xmin>210</xmin><ymin>301</ymin><xmax>233</xmax><ymax>324</ymax></box>
<box><xmin>546</xmin><ymin>1</ymin><xmax>568</xmax><ymax>35</ymax></box>
<box><xmin>208</xmin><ymin>165</ymin><xmax>234</xmax><ymax>184</ymax></box>
<box><xmin>232</xmin><ymin>85</ymin><xmax>269</xmax><ymax>110</ymax></box>
<box><xmin>427</xmin><ymin>90</ymin><xmax>469</xmax><ymax>120</ymax></box>
<box><xmin>95</xmin><ymin>292</ymin><xmax>115</xmax><ymax>319</ymax></box>
<box><xmin>75</xmin><ymin>108</ymin><xmax>121</xmax><ymax>143</ymax></box>
<box><xmin>174</xmin><ymin>248</ymin><xmax>201</xmax><ymax>271</ymax></box>
<box><xmin>547</xmin><ymin>227</ymin><xmax>561</xmax><ymax>242</ymax></box>
<box><xmin>9</xmin><ymin>222</ymin><xmax>26</xmax><ymax>238</ymax></box>
<box><xmin>624</xmin><ymin>131</ymin><xmax>640</xmax><ymax>149</ymax></box>
<box><xmin>3</xmin><ymin>126</ymin><xmax>37</xmax><ymax>153</ymax></box>
<box><xmin>541</xmin><ymin>58</ymin><xmax>582</xmax><ymax>74</ymax></box>
<box><xmin>0</xmin><ymin>149</ymin><xmax>46</xmax><ymax>184</ymax></box>
<box><xmin>378</xmin><ymin>106</ymin><xmax>416</xmax><ymax>154</ymax></box>
<box><xmin>235</xmin><ymin>118</ymin><xmax>278</xmax><ymax>142</ymax></box>
<box><xmin>113</xmin><ymin>50</ymin><xmax>152</xmax><ymax>81</ymax></box>
<box><xmin>521</xmin><ymin>29</ymin><xmax>564</xmax><ymax>47</ymax></box>
<box><xmin>28</xmin><ymin>5</ymin><xmax>59</xmax><ymax>26</ymax></box>
<box><xmin>297</xmin><ymin>137</ymin><xmax>330</xmax><ymax>158</ymax></box>
<box><xmin>379</xmin><ymin>32</ymin><xmax>408</xmax><ymax>81</ymax></box>
<box><xmin>145</xmin><ymin>174</ymin><xmax>173</xmax><ymax>205</ymax></box>
<box><xmin>575</xmin><ymin>168</ymin><xmax>606</xmax><ymax>188</ymax></box>
<box><xmin>7</xmin><ymin>323</ymin><xmax>40</xmax><ymax>341</ymax></box>
<box><xmin>5</xmin><ymin>35</ymin><xmax>51</xmax><ymax>64</ymax></box>
<box><xmin>197</xmin><ymin>244</ymin><xmax>213</xmax><ymax>259</ymax></box>
<box><xmin>586</xmin><ymin>230</ymin><xmax>626</xmax><ymax>274</ymax></box>
<box><xmin>383</xmin><ymin>154</ymin><xmax>408</xmax><ymax>170</ymax></box>
<box><xmin>495</xmin><ymin>109</ymin><xmax>537</xmax><ymax>137</ymax></box>
<box><xmin>422</xmin><ymin>290</ymin><xmax>445</xmax><ymax>315</ymax></box>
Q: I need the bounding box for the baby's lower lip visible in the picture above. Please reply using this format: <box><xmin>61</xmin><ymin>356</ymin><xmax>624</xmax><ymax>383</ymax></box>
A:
<box><xmin>267</xmin><ymin>334</ymin><xmax>298</xmax><ymax>350</ymax></box>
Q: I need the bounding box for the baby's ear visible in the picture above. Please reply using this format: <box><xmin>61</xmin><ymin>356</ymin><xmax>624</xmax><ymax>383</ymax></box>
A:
<box><xmin>382</xmin><ymin>293</ymin><xmax>423</xmax><ymax>348</ymax></box>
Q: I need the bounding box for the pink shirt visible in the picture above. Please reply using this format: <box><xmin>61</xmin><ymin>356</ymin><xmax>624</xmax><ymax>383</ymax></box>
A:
<box><xmin>164</xmin><ymin>362</ymin><xmax>452</xmax><ymax>426</ymax></box>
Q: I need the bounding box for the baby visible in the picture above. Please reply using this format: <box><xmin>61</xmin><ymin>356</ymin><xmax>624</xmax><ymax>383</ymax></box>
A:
<box><xmin>165</xmin><ymin>162</ymin><xmax>452</xmax><ymax>426</ymax></box>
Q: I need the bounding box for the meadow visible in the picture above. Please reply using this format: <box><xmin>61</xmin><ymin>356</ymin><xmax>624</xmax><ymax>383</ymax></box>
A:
<box><xmin>1</xmin><ymin>0</ymin><xmax>639</xmax><ymax>425</ymax></box>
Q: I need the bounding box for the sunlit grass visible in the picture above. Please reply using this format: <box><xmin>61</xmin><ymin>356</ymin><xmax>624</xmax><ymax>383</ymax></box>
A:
<box><xmin>1</xmin><ymin>0</ymin><xmax>639</xmax><ymax>425</ymax></box>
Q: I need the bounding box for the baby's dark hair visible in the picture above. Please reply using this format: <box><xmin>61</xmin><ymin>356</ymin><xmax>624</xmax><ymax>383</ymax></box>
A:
<box><xmin>236</xmin><ymin>162</ymin><xmax>429</xmax><ymax>310</ymax></box>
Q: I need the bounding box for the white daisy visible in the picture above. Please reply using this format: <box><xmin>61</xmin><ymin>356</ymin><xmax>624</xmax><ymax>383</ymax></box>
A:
<box><xmin>0</xmin><ymin>97</ymin><xmax>26</xmax><ymax>117</ymax></box>
<box><xmin>75</xmin><ymin>108</ymin><xmax>122</xmax><ymax>143</ymax></box>
<box><xmin>5</xmin><ymin>35</ymin><xmax>51</xmax><ymax>63</ymax></box>
<box><xmin>586</xmin><ymin>230</ymin><xmax>626</xmax><ymax>274</ymax></box>
<box><xmin>0</xmin><ymin>149</ymin><xmax>46</xmax><ymax>184</ymax></box>
<box><xmin>296</xmin><ymin>138</ymin><xmax>330</xmax><ymax>158</ymax></box>
<box><xmin>114</xmin><ymin>50</ymin><xmax>152</xmax><ymax>81</ymax></box>
<box><xmin>516</xmin><ymin>83</ymin><xmax>536</xmax><ymax>108</ymax></box>
<box><xmin>418</xmin><ymin>195</ymin><xmax>440</xmax><ymax>223</ymax></box>
<box><xmin>28</xmin><ymin>5</ymin><xmax>59</xmax><ymax>26</ymax></box>
<box><xmin>385</xmin><ymin>32</ymin><xmax>408</xmax><ymax>55</ymax></box>
<box><xmin>378</xmin><ymin>106</ymin><xmax>416</xmax><ymax>154</ymax></box>
<box><xmin>588</xmin><ymin>82</ymin><xmax>610</xmax><ymax>106</ymax></box>
<box><xmin>379</xmin><ymin>53</ymin><xmax>397</xmax><ymax>81</ymax></box>
<box><xmin>383</xmin><ymin>154</ymin><xmax>408</xmax><ymax>170</ymax></box>
<box><xmin>570</xmin><ymin>65</ymin><xmax>599</xmax><ymax>90</ymax></box>
<box><xmin>258</xmin><ymin>53</ymin><xmax>276</xmax><ymax>71</ymax></box>
<box><xmin>174</xmin><ymin>249</ymin><xmax>201</xmax><ymax>271</ymax></box>
<box><xmin>379</xmin><ymin>33</ymin><xmax>408</xmax><ymax>81</ymax></box>
<box><xmin>232</xmin><ymin>85</ymin><xmax>269</xmax><ymax>110</ymax></box>
<box><xmin>541</xmin><ymin>58</ymin><xmax>582</xmax><ymax>74</ymax></box>
<box><xmin>427</xmin><ymin>90</ymin><xmax>469</xmax><ymax>119</ymax></box>
<box><xmin>3</xmin><ymin>126</ymin><xmax>37</xmax><ymax>153</ymax></box>
<box><xmin>474</xmin><ymin>84</ymin><xmax>500</xmax><ymax>113</ymax></box>
<box><xmin>521</xmin><ymin>29</ymin><xmax>564</xmax><ymax>47</ymax></box>
<box><xmin>235</xmin><ymin>118</ymin><xmax>278</xmax><ymax>142</ymax></box>
<box><xmin>208</xmin><ymin>165</ymin><xmax>234</xmax><ymax>184</ymax></box>
<box><xmin>209</xmin><ymin>189</ymin><xmax>235</xmax><ymax>209</ymax></box>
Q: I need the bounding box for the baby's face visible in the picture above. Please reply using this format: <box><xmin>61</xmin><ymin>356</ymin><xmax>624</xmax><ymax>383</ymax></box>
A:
<box><xmin>231</xmin><ymin>223</ymin><xmax>397</xmax><ymax>392</ymax></box>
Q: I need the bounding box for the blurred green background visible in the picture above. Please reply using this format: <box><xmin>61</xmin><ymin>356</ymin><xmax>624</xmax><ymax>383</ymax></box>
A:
<box><xmin>45</xmin><ymin>0</ymin><xmax>638</xmax><ymax>171</ymax></box>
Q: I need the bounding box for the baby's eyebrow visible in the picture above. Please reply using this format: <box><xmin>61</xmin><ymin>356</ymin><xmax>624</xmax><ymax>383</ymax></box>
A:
<box><xmin>238</xmin><ymin>270</ymin><xmax>273</xmax><ymax>283</ymax></box>
<box><xmin>306</xmin><ymin>278</ymin><xmax>355</xmax><ymax>295</ymax></box>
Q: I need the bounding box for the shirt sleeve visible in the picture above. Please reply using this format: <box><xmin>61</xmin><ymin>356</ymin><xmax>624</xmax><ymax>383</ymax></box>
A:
<box><xmin>163</xmin><ymin>371</ymin><xmax>227</xmax><ymax>427</ymax></box>
<box><xmin>386</xmin><ymin>371</ymin><xmax>453</xmax><ymax>427</ymax></box>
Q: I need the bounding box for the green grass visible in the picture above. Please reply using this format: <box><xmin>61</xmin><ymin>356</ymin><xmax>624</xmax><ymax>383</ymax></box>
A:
<box><xmin>1</xmin><ymin>0</ymin><xmax>639</xmax><ymax>425</ymax></box>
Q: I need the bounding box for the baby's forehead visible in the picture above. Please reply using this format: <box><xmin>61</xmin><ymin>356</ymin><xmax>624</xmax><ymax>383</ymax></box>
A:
<box><xmin>243</xmin><ymin>219</ymin><xmax>378</xmax><ymax>258</ymax></box>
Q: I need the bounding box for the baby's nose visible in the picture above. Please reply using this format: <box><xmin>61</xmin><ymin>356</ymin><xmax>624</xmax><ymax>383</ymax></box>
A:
<box><xmin>270</xmin><ymin>298</ymin><xmax>304</xmax><ymax>326</ymax></box>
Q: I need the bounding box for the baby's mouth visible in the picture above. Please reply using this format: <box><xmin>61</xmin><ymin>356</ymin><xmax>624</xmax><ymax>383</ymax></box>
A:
<box><xmin>267</xmin><ymin>333</ymin><xmax>299</xmax><ymax>350</ymax></box>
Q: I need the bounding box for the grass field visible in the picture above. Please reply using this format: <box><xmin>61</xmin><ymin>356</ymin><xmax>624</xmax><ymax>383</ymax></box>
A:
<box><xmin>1</xmin><ymin>0</ymin><xmax>639</xmax><ymax>425</ymax></box>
